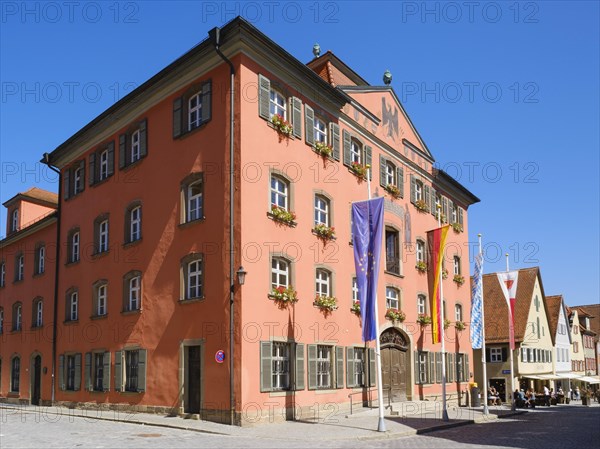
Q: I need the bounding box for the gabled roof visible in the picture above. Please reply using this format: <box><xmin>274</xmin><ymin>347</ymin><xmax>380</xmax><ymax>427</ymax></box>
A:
<box><xmin>480</xmin><ymin>267</ymin><xmax>548</xmax><ymax>344</ymax></box>
<box><xmin>3</xmin><ymin>187</ymin><xmax>58</xmax><ymax>209</ymax></box>
<box><xmin>575</xmin><ymin>304</ymin><xmax>600</xmax><ymax>338</ymax></box>
<box><xmin>545</xmin><ymin>295</ymin><xmax>569</xmax><ymax>346</ymax></box>
<box><xmin>306</xmin><ymin>50</ymin><xmax>370</xmax><ymax>87</ymax></box>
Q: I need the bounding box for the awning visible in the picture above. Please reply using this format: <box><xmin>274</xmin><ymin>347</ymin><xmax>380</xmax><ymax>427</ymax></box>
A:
<box><xmin>578</xmin><ymin>376</ymin><xmax>600</xmax><ymax>384</ymax></box>
<box><xmin>555</xmin><ymin>373</ymin><xmax>583</xmax><ymax>380</ymax></box>
<box><xmin>538</xmin><ymin>374</ymin><xmax>560</xmax><ymax>380</ymax></box>
<box><xmin>522</xmin><ymin>375</ymin><xmax>544</xmax><ymax>380</ymax></box>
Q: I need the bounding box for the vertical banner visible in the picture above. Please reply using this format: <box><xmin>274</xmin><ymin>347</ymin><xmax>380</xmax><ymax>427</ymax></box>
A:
<box><xmin>427</xmin><ymin>225</ymin><xmax>450</xmax><ymax>344</ymax></box>
<box><xmin>470</xmin><ymin>253</ymin><xmax>484</xmax><ymax>349</ymax></box>
<box><xmin>497</xmin><ymin>271</ymin><xmax>519</xmax><ymax>350</ymax></box>
<box><xmin>352</xmin><ymin>197</ymin><xmax>385</xmax><ymax>342</ymax></box>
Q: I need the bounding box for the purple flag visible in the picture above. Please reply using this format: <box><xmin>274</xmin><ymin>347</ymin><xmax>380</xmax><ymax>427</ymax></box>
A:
<box><xmin>352</xmin><ymin>197</ymin><xmax>385</xmax><ymax>342</ymax></box>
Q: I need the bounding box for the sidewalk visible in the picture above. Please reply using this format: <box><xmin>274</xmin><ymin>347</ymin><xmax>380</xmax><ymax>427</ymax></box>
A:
<box><xmin>0</xmin><ymin>401</ymin><xmax>530</xmax><ymax>442</ymax></box>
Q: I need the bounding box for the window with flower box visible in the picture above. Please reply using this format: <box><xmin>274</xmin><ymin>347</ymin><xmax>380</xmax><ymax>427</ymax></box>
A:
<box><xmin>270</xmin><ymin>175</ymin><xmax>289</xmax><ymax>210</ymax></box>
<box><xmin>271</xmin><ymin>257</ymin><xmax>290</xmax><ymax>289</ymax></box>
<box><xmin>304</xmin><ymin>105</ymin><xmax>340</xmax><ymax>159</ymax></box>
<box><xmin>315</xmin><ymin>268</ymin><xmax>332</xmax><ymax>297</ymax></box>
<box><xmin>386</xmin><ymin>287</ymin><xmax>400</xmax><ymax>310</ymax></box>
<box><xmin>258</xmin><ymin>74</ymin><xmax>302</xmax><ymax>138</ymax></box>
<box><xmin>342</xmin><ymin>131</ymin><xmax>372</xmax><ymax>175</ymax></box>
<box><xmin>416</xmin><ymin>240</ymin><xmax>426</xmax><ymax>264</ymax></box>
<box><xmin>314</xmin><ymin>194</ymin><xmax>330</xmax><ymax>226</ymax></box>
<box><xmin>455</xmin><ymin>304</ymin><xmax>463</xmax><ymax>322</ymax></box>
<box><xmin>417</xmin><ymin>294</ymin><xmax>427</xmax><ymax>315</ymax></box>
<box><xmin>379</xmin><ymin>156</ymin><xmax>404</xmax><ymax>198</ymax></box>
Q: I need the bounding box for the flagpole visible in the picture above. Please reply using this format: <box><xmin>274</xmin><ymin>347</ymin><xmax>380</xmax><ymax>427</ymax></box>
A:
<box><xmin>367</xmin><ymin>167</ymin><xmax>386</xmax><ymax>432</ymax></box>
<box><xmin>506</xmin><ymin>253</ymin><xmax>516</xmax><ymax>411</ymax></box>
<box><xmin>437</xmin><ymin>206</ymin><xmax>449</xmax><ymax>421</ymax></box>
<box><xmin>479</xmin><ymin>234</ymin><xmax>489</xmax><ymax>415</ymax></box>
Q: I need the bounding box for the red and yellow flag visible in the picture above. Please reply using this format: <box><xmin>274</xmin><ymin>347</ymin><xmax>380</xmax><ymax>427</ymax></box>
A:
<box><xmin>427</xmin><ymin>225</ymin><xmax>450</xmax><ymax>344</ymax></box>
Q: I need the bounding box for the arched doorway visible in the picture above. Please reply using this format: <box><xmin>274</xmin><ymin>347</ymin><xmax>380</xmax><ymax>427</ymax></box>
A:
<box><xmin>380</xmin><ymin>328</ymin><xmax>409</xmax><ymax>403</ymax></box>
<box><xmin>31</xmin><ymin>355</ymin><xmax>42</xmax><ymax>406</ymax></box>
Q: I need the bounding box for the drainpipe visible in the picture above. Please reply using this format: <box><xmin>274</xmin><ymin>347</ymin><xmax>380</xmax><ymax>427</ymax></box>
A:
<box><xmin>41</xmin><ymin>153</ymin><xmax>61</xmax><ymax>404</ymax></box>
<box><xmin>209</xmin><ymin>26</ymin><xmax>236</xmax><ymax>426</ymax></box>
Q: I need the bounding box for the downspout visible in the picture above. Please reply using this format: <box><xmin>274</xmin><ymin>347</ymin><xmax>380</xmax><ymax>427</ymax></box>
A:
<box><xmin>41</xmin><ymin>153</ymin><xmax>61</xmax><ymax>404</ymax></box>
<box><xmin>209</xmin><ymin>26</ymin><xmax>236</xmax><ymax>425</ymax></box>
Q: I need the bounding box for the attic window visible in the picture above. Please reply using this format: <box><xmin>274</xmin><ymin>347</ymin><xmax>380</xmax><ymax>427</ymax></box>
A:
<box><xmin>10</xmin><ymin>208</ymin><xmax>19</xmax><ymax>232</ymax></box>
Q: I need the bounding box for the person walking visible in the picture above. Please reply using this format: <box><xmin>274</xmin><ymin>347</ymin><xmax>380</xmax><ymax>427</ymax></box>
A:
<box><xmin>544</xmin><ymin>385</ymin><xmax>551</xmax><ymax>406</ymax></box>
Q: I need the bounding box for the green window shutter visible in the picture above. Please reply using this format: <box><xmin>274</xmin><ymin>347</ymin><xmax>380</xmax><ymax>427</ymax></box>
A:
<box><xmin>346</xmin><ymin>347</ymin><xmax>355</xmax><ymax>388</ymax></box>
<box><xmin>428</xmin><ymin>352</ymin><xmax>435</xmax><ymax>384</ymax></box>
<box><xmin>379</xmin><ymin>155</ymin><xmax>387</xmax><ymax>187</ymax></box>
<box><xmin>64</xmin><ymin>169</ymin><xmax>71</xmax><ymax>200</ymax></box>
<box><xmin>410</xmin><ymin>174</ymin><xmax>416</xmax><ymax>204</ymax></box>
<box><xmin>137</xmin><ymin>349</ymin><xmax>147</xmax><ymax>392</ymax></box>
<box><xmin>449</xmin><ymin>353</ymin><xmax>455</xmax><ymax>383</ymax></box>
<box><xmin>307</xmin><ymin>344</ymin><xmax>317</xmax><ymax>390</ymax></box>
<box><xmin>107</xmin><ymin>141</ymin><xmax>115</xmax><ymax>177</ymax></box>
<box><xmin>335</xmin><ymin>346</ymin><xmax>344</xmax><ymax>389</ymax></box>
<box><xmin>397</xmin><ymin>166</ymin><xmax>404</xmax><ymax>198</ymax></box>
<box><xmin>84</xmin><ymin>352</ymin><xmax>92</xmax><ymax>391</ymax></box>
<box><xmin>260</xmin><ymin>341</ymin><xmax>272</xmax><ymax>392</ymax></box>
<box><xmin>364</xmin><ymin>145</ymin><xmax>372</xmax><ymax>170</ymax></box>
<box><xmin>448</xmin><ymin>199</ymin><xmax>455</xmax><ymax>221</ymax></box>
<box><xmin>201</xmin><ymin>81</ymin><xmax>212</xmax><ymax>124</ymax></box>
<box><xmin>173</xmin><ymin>97</ymin><xmax>183</xmax><ymax>138</ymax></box>
<box><xmin>330</xmin><ymin>123</ymin><xmax>340</xmax><ymax>161</ymax></box>
<box><xmin>115</xmin><ymin>351</ymin><xmax>123</xmax><ymax>392</ymax></box>
<box><xmin>369</xmin><ymin>348</ymin><xmax>376</xmax><ymax>387</ymax></box>
<box><xmin>58</xmin><ymin>354</ymin><xmax>65</xmax><ymax>391</ymax></box>
<box><xmin>458</xmin><ymin>207</ymin><xmax>464</xmax><ymax>228</ymax></box>
<box><xmin>465</xmin><ymin>354</ymin><xmax>470</xmax><ymax>381</ymax></box>
<box><xmin>74</xmin><ymin>353</ymin><xmax>82</xmax><ymax>391</ymax></box>
<box><xmin>442</xmin><ymin>197</ymin><xmax>448</xmax><ymax>223</ymax></box>
<box><xmin>258</xmin><ymin>74</ymin><xmax>271</xmax><ymax>120</ymax></box>
<box><xmin>292</xmin><ymin>97</ymin><xmax>302</xmax><ymax>138</ymax></box>
<box><xmin>430</xmin><ymin>188</ymin><xmax>437</xmax><ymax>216</ymax></box>
<box><xmin>424</xmin><ymin>185</ymin><xmax>431</xmax><ymax>211</ymax></box>
<box><xmin>89</xmin><ymin>153</ymin><xmax>96</xmax><ymax>186</ymax></box>
<box><xmin>304</xmin><ymin>105</ymin><xmax>315</xmax><ymax>146</ymax></box>
<box><xmin>342</xmin><ymin>130</ymin><xmax>351</xmax><ymax>167</ymax></box>
<box><xmin>103</xmin><ymin>352</ymin><xmax>111</xmax><ymax>392</ymax></box>
<box><xmin>78</xmin><ymin>160</ymin><xmax>85</xmax><ymax>191</ymax></box>
<box><xmin>537</xmin><ymin>317</ymin><xmax>540</xmax><ymax>339</ymax></box>
<box><xmin>414</xmin><ymin>351</ymin><xmax>420</xmax><ymax>385</ymax></box>
<box><xmin>119</xmin><ymin>134</ymin><xmax>127</xmax><ymax>168</ymax></box>
<box><xmin>295</xmin><ymin>343</ymin><xmax>305</xmax><ymax>391</ymax></box>
<box><xmin>139</xmin><ymin>119</ymin><xmax>148</xmax><ymax>158</ymax></box>
<box><xmin>435</xmin><ymin>352</ymin><xmax>442</xmax><ymax>384</ymax></box>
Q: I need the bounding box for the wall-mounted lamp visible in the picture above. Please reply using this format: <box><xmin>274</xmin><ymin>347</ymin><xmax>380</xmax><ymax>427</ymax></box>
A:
<box><xmin>236</xmin><ymin>266</ymin><xmax>247</xmax><ymax>286</ymax></box>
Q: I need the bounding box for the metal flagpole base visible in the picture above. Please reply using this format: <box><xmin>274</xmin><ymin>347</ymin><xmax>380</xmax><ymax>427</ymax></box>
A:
<box><xmin>377</xmin><ymin>417</ymin><xmax>386</xmax><ymax>432</ymax></box>
<box><xmin>482</xmin><ymin>405</ymin><xmax>489</xmax><ymax>415</ymax></box>
<box><xmin>442</xmin><ymin>409</ymin><xmax>449</xmax><ymax>421</ymax></box>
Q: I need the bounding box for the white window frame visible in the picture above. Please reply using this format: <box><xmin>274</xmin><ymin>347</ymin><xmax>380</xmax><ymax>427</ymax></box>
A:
<box><xmin>70</xmin><ymin>292</ymin><xmax>78</xmax><ymax>321</ymax></box>
<box><xmin>36</xmin><ymin>300</ymin><xmax>43</xmax><ymax>327</ymax></box>
<box><xmin>386</xmin><ymin>287</ymin><xmax>399</xmax><ymax>310</ymax></box>
<box><xmin>314</xmin><ymin>116</ymin><xmax>327</xmax><ymax>143</ymax></box>
<box><xmin>11</xmin><ymin>209</ymin><xmax>19</xmax><ymax>232</ymax></box>
<box><xmin>99</xmin><ymin>149</ymin><xmax>109</xmax><ymax>180</ymax></box>
<box><xmin>416</xmin><ymin>240</ymin><xmax>425</xmax><ymax>263</ymax></box>
<box><xmin>129</xmin><ymin>276</ymin><xmax>141</xmax><ymax>311</ymax></box>
<box><xmin>350</xmin><ymin>139</ymin><xmax>362</xmax><ymax>164</ymax></box>
<box><xmin>315</xmin><ymin>269</ymin><xmax>331</xmax><ymax>297</ymax></box>
<box><xmin>271</xmin><ymin>258</ymin><xmax>289</xmax><ymax>289</ymax></box>
<box><xmin>98</xmin><ymin>220</ymin><xmax>109</xmax><ymax>253</ymax></box>
<box><xmin>385</xmin><ymin>161</ymin><xmax>395</xmax><ymax>186</ymax></box>
<box><xmin>71</xmin><ymin>232</ymin><xmax>80</xmax><ymax>262</ymax></box>
<box><xmin>415</xmin><ymin>180</ymin><xmax>423</xmax><ymax>201</ymax></box>
<box><xmin>352</xmin><ymin>277</ymin><xmax>358</xmax><ymax>303</ymax></box>
<box><xmin>130</xmin><ymin>206</ymin><xmax>141</xmax><ymax>242</ymax></box>
<box><xmin>38</xmin><ymin>246</ymin><xmax>45</xmax><ymax>274</ymax></box>
<box><xmin>187</xmin><ymin>259</ymin><xmax>202</xmax><ymax>299</ymax></box>
<box><xmin>269</xmin><ymin>89</ymin><xmax>286</xmax><ymax>119</ymax></box>
<box><xmin>353</xmin><ymin>347</ymin><xmax>366</xmax><ymax>387</ymax></box>
<box><xmin>453</xmin><ymin>256</ymin><xmax>461</xmax><ymax>275</ymax></box>
<box><xmin>188</xmin><ymin>92</ymin><xmax>202</xmax><ymax>130</ymax></box>
<box><xmin>451</xmin><ymin>204</ymin><xmax>458</xmax><ymax>223</ymax></box>
<box><xmin>73</xmin><ymin>167</ymin><xmax>83</xmax><ymax>195</ymax></box>
<box><xmin>418</xmin><ymin>352</ymin><xmax>428</xmax><ymax>384</ymax></box>
<box><xmin>316</xmin><ymin>345</ymin><xmax>332</xmax><ymax>389</ymax></box>
<box><xmin>455</xmin><ymin>304</ymin><xmax>462</xmax><ymax>321</ymax></box>
<box><xmin>0</xmin><ymin>262</ymin><xmax>5</xmax><ymax>287</ymax></box>
<box><xmin>314</xmin><ymin>195</ymin><xmax>329</xmax><ymax>226</ymax></box>
<box><xmin>15</xmin><ymin>304</ymin><xmax>22</xmax><ymax>330</ymax></box>
<box><xmin>272</xmin><ymin>342</ymin><xmax>290</xmax><ymax>391</ymax></box>
<box><xmin>490</xmin><ymin>347</ymin><xmax>502</xmax><ymax>363</ymax></box>
<box><xmin>97</xmin><ymin>284</ymin><xmax>107</xmax><ymax>316</ymax></box>
<box><xmin>131</xmin><ymin>129</ymin><xmax>141</xmax><ymax>162</ymax></box>
<box><xmin>417</xmin><ymin>294</ymin><xmax>426</xmax><ymax>315</ymax></box>
<box><xmin>187</xmin><ymin>180</ymin><xmax>203</xmax><ymax>222</ymax></box>
<box><xmin>270</xmin><ymin>175</ymin><xmax>288</xmax><ymax>210</ymax></box>
<box><xmin>17</xmin><ymin>255</ymin><xmax>24</xmax><ymax>281</ymax></box>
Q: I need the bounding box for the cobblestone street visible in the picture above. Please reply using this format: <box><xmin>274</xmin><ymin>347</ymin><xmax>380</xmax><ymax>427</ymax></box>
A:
<box><xmin>1</xmin><ymin>404</ymin><xmax>598</xmax><ymax>448</ymax></box>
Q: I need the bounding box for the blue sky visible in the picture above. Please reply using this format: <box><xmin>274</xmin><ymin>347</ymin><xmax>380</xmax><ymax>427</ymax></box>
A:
<box><xmin>1</xmin><ymin>1</ymin><xmax>598</xmax><ymax>306</ymax></box>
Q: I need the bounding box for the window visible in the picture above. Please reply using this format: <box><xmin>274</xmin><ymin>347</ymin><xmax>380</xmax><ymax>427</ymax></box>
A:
<box><xmin>271</xmin><ymin>258</ymin><xmax>289</xmax><ymax>289</ymax></box>
<box><xmin>65</xmin><ymin>160</ymin><xmax>85</xmax><ymax>199</ymax></box>
<box><xmin>93</xmin><ymin>281</ymin><xmax>108</xmax><ymax>317</ymax></box>
<box><xmin>417</xmin><ymin>294</ymin><xmax>427</xmax><ymax>315</ymax></box>
<box><xmin>1</xmin><ymin>261</ymin><xmax>5</xmax><ymax>287</ymax></box>
<box><xmin>125</xmin><ymin>203</ymin><xmax>142</xmax><ymax>243</ymax></box>
<box><xmin>15</xmin><ymin>253</ymin><xmax>24</xmax><ymax>281</ymax></box>
<box><xmin>125</xmin><ymin>350</ymin><xmax>139</xmax><ymax>392</ymax></box>
<box><xmin>455</xmin><ymin>304</ymin><xmax>463</xmax><ymax>322</ymax></box>
<box><xmin>384</xmin><ymin>161</ymin><xmax>396</xmax><ymax>186</ymax></box>
<box><xmin>386</xmin><ymin>287</ymin><xmax>399</xmax><ymax>310</ymax></box>
<box><xmin>456</xmin><ymin>353</ymin><xmax>468</xmax><ymax>382</ymax></box>
<box><xmin>73</xmin><ymin>166</ymin><xmax>83</xmax><ymax>195</ymax></box>
<box><xmin>416</xmin><ymin>240</ymin><xmax>425</xmax><ymax>263</ymax></box>
<box><xmin>11</xmin><ymin>357</ymin><xmax>20</xmax><ymax>392</ymax></box>
<box><xmin>451</xmin><ymin>203</ymin><xmax>458</xmax><ymax>224</ymax></box>
<box><xmin>188</xmin><ymin>92</ymin><xmax>203</xmax><ymax>130</ymax></box>
<box><xmin>314</xmin><ymin>195</ymin><xmax>330</xmax><ymax>226</ymax></box>
<box><xmin>0</xmin><ymin>308</ymin><xmax>3</xmax><ymax>334</ymax></box>
<box><xmin>11</xmin><ymin>209</ymin><xmax>19</xmax><ymax>232</ymax></box>
<box><xmin>269</xmin><ymin>88</ymin><xmax>287</xmax><ymax>119</ymax></box>
<box><xmin>314</xmin><ymin>116</ymin><xmax>327</xmax><ymax>143</ymax></box>
<box><xmin>99</xmin><ymin>149</ymin><xmax>109</xmax><ymax>180</ymax></box>
<box><xmin>35</xmin><ymin>245</ymin><xmax>45</xmax><ymax>275</ymax></box>
<box><xmin>350</xmin><ymin>139</ymin><xmax>362</xmax><ymax>164</ymax></box>
<box><xmin>573</xmin><ymin>342</ymin><xmax>579</xmax><ymax>353</ymax></box>
<box><xmin>68</xmin><ymin>229</ymin><xmax>80</xmax><ymax>263</ymax></box>
<box><xmin>415</xmin><ymin>180</ymin><xmax>423</xmax><ymax>201</ymax></box>
<box><xmin>66</xmin><ymin>290</ymin><xmax>78</xmax><ymax>322</ymax></box>
<box><xmin>89</xmin><ymin>142</ymin><xmax>114</xmax><ymax>185</ymax></box>
<box><xmin>385</xmin><ymin>228</ymin><xmax>400</xmax><ymax>274</ymax></box>
<box><xmin>173</xmin><ymin>81</ymin><xmax>211</xmax><ymax>138</ymax></box>
<box><xmin>180</xmin><ymin>173</ymin><xmax>204</xmax><ymax>224</ymax></box>
<box><xmin>315</xmin><ymin>269</ymin><xmax>331</xmax><ymax>297</ymax></box>
<box><xmin>182</xmin><ymin>254</ymin><xmax>203</xmax><ymax>300</ymax></box>
<box><xmin>416</xmin><ymin>351</ymin><xmax>428</xmax><ymax>384</ymax></box>
<box><xmin>66</xmin><ymin>355</ymin><xmax>77</xmax><ymax>390</ymax></box>
<box><xmin>12</xmin><ymin>303</ymin><xmax>22</xmax><ymax>331</ymax></box>
<box><xmin>272</xmin><ymin>342</ymin><xmax>290</xmax><ymax>391</ymax></box>
<box><xmin>32</xmin><ymin>297</ymin><xmax>43</xmax><ymax>328</ymax></box>
<box><xmin>126</xmin><ymin>274</ymin><xmax>141</xmax><ymax>312</ymax></box>
<box><xmin>453</xmin><ymin>256</ymin><xmax>461</xmax><ymax>275</ymax></box>
<box><xmin>351</xmin><ymin>277</ymin><xmax>358</xmax><ymax>304</ymax></box>
<box><xmin>96</xmin><ymin>219</ymin><xmax>109</xmax><ymax>254</ymax></box>
<box><xmin>93</xmin><ymin>352</ymin><xmax>106</xmax><ymax>391</ymax></box>
<box><xmin>316</xmin><ymin>345</ymin><xmax>332</xmax><ymax>389</ymax></box>
<box><xmin>119</xmin><ymin>119</ymin><xmax>148</xmax><ymax>168</ymax></box>
<box><xmin>490</xmin><ymin>347</ymin><xmax>503</xmax><ymax>363</ymax></box>
<box><xmin>270</xmin><ymin>175</ymin><xmax>289</xmax><ymax>210</ymax></box>
<box><xmin>352</xmin><ymin>347</ymin><xmax>366</xmax><ymax>387</ymax></box>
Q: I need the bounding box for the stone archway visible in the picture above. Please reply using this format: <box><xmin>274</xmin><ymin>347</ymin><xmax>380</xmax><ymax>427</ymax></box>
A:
<box><xmin>379</xmin><ymin>328</ymin><xmax>409</xmax><ymax>403</ymax></box>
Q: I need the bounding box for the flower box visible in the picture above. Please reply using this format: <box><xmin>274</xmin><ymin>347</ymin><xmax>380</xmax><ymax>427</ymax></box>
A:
<box><xmin>417</xmin><ymin>314</ymin><xmax>432</xmax><ymax>326</ymax></box>
<box><xmin>384</xmin><ymin>184</ymin><xmax>401</xmax><ymax>198</ymax></box>
<box><xmin>451</xmin><ymin>222</ymin><xmax>463</xmax><ymax>233</ymax></box>
<box><xmin>269</xmin><ymin>286</ymin><xmax>298</xmax><ymax>303</ymax></box>
<box><xmin>442</xmin><ymin>269</ymin><xmax>449</xmax><ymax>280</ymax></box>
<box><xmin>415</xmin><ymin>261</ymin><xmax>428</xmax><ymax>273</ymax></box>
<box><xmin>453</xmin><ymin>275</ymin><xmax>465</xmax><ymax>286</ymax></box>
<box><xmin>350</xmin><ymin>162</ymin><xmax>370</xmax><ymax>180</ymax></box>
<box><xmin>314</xmin><ymin>295</ymin><xmax>338</xmax><ymax>311</ymax></box>
<box><xmin>415</xmin><ymin>199</ymin><xmax>429</xmax><ymax>213</ymax></box>
<box><xmin>444</xmin><ymin>318</ymin><xmax>451</xmax><ymax>330</ymax></box>
<box><xmin>314</xmin><ymin>141</ymin><xmax>333</xmax><ymax>157</ymax></box>
<box><xmin>313</xmin><ymin>223</ymin><xmax>336</xmax><ymax>240</ymax></box>
<box><xmin>385</xmin><ymin>308</ymin><xmax>406</xmax><ymax>322</ymax></box>
<box><xmin>270</xmin><ymin>114</ymin><xmax>293</xmax><ymax>137</ymax></box>
<box><xmin>351</xmin><ymin>301</ymin><xmax>361</xmax><ymax>314</ymax></box>
<box><xmin>269</xmin><ymin>205</ymin><xmax>296</xmax><ymax>225</ymax></box>
<box><xmin>455</xmin><ymin>321</ymin><xmax>466</xmax><ymax>331</ymax></box>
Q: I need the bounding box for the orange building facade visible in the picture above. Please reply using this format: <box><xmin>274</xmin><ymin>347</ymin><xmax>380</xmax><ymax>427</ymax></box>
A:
<box><xmin>0</xmin><ymin>18</ymin><xmax>479</xmax><ymax>424</ymax></box>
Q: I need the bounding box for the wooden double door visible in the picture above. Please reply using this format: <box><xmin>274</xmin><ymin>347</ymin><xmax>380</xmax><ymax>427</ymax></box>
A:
<box><xmin>380</xmin><ymin>329</ymin><xmax>409</xmax><ymax>403</ymax></box>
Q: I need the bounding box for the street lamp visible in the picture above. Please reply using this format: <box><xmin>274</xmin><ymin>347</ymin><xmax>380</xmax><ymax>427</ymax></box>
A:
<box><xmin>236</xmin><ymin>266</ymin><xmax>247</xmax><ymax>286</ymax></box>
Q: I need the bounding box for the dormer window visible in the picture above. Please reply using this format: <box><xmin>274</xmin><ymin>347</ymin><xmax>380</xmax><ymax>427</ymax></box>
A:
<box><xmin>10</xmin><ymin>209</ymin><xmax>19</xmax><ymax>232</ymax></box>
